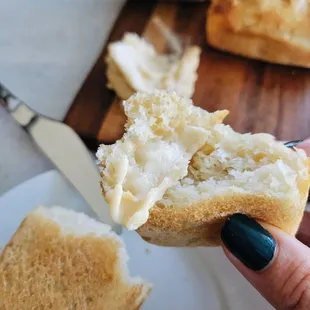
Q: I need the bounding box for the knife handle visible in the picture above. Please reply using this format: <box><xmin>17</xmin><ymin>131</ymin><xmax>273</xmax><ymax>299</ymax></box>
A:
<box><xmin>0</xmin><ymin>98</ymin><xmax>7</xmax><ymax>109</ymax></box>
<box><xmin>0</xmin><ymin>83</ymin><xmax>38</xmax><ymax>130</ymax></box>
<box><xmin>0</xmin><ymin>90</ymin><xmax>9</xmax><ymax>109</ymax></box>
<box><xmin>0</xmin><ymin>83</ymin><xmax>23</xmax><ymax>112</ymax></box>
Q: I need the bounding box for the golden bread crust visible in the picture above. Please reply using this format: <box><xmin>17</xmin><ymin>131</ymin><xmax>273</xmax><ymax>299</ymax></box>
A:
<box><xmin>137</xmin><ymin>191</ymin><xmax>309</xmax><ymax>247</ymax></box>
<box><xmin>0</xmin><ymin>211</ymin><xmax>150</xmax><ymax>310</ymax></box>
<box><xmin>137</xmin><ymin>138</ymin><xmax>310</xmax><ymax>247</ymax></box>
<box><xmin>207</xmin><ymin>0</ymin><xmax>310</xmax><ymax>67</ymax></box>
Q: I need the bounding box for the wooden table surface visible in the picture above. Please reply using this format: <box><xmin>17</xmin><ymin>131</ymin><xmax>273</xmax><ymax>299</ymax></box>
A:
<box><xmin>64</xmin><ymin>0</ymin><xmax>310</xmax><ymax>150</ymax></box>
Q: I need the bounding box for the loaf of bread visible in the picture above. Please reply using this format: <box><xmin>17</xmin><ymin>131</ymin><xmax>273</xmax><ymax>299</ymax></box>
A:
<box><xmin>97</xmin><ymin>90</ymin><xmax>310</xmax><ymax>247</ymax></box>
<box><xmin>0</xmin><ymin>206</ymin><xmax>151</xmax><ymax>309</ymax></box>
<box><xmin>207</xmin><ymin>0</ymin><xmax>310</xmax><ymax>68</ymax></box>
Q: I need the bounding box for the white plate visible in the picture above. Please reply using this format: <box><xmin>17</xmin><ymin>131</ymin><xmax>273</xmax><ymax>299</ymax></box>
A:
<box><xmin>0</xmin><ymin>170</ymin><xmax>273</xmax><ymax>310</ymax></box>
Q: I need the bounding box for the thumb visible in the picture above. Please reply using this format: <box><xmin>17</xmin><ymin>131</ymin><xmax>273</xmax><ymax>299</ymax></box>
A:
<box><xmin>221</xmin><ymin>213</ymin><xmax>310</xmax><ymax>310</ymax></box>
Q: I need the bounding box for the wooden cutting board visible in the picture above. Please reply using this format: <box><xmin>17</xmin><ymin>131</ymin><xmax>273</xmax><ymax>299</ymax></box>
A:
<box><xmin>64</xmin><ymin>0</ymin><xmax>310</xmax><ymax>151</ymax></box>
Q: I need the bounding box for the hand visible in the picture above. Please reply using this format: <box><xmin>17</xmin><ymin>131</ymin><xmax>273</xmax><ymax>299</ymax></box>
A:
<box><xmin>221</xmin><ymin>140</ymin><xmax>310</xmax><ymax>310</ymax></box>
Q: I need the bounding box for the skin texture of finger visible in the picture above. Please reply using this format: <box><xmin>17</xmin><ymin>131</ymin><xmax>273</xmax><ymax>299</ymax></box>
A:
<box><xmin>223</xmin><ymin>223</ymin><xmax>310</xmax><ymax>310</ymax></box>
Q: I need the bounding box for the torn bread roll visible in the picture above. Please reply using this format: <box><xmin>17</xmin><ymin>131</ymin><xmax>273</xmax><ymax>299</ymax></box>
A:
<box><xmin>97</xmin><ymin>90</ymin><xmax>227</xmax><ymax>231</ymax></box>
<box><xmin>97</xmin><ymin>90</ymin><xmax>310</xmax><ymax>247</ymax></box>
<box><xmin>106</xmin><ymin>33</ymin><xmax>201</xmax><ymax>99</ymax></box>
<box><xmin>207</xmin><ymin>0</ymin><xmax>310</xmax><ymax>68</ymax></box>
<box><xmin>0</xmin><ymin>206</ymin><xmax>151</xmax><ymax>309</ymax></box>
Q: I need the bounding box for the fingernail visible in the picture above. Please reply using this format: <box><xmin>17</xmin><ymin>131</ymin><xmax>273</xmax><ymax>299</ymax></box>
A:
<box><xmin>221</xmin><ymin>213</ymin><xmax>276</xmax><ymax>271</ymax></box>
<box><xmin>284</xmin><ymin>140</ymin><xmax>304</xmax><ymax>148</ymax></box>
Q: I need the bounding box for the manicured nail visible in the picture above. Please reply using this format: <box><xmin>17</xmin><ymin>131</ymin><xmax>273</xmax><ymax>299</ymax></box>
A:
<box><xmin>284</xmin><ymin>140</ymin><xmax>304</xmax><ymax>148</ymax></box>
<box><xmin>221</xmin><ymin>213</ymin><xmax>276</xmax><ymax>271</ymax></box>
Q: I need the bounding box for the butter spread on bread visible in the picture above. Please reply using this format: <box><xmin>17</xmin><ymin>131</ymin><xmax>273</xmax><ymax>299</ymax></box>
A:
<box><xmin>97</xmin><ymin>91</ymin><xmax>227</xmax><ymax>230</ymax></box>
<box><xmin>97</xmin><ymin>91</ymin><xmax>310</xmax><ymax>246</ymax></box>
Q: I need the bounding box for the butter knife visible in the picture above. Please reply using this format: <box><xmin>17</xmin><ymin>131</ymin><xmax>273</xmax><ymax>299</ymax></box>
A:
<box><xmin>0</xmin><ymin>83</ymin><xmax>122</xmax><ymax>234</ymax></box>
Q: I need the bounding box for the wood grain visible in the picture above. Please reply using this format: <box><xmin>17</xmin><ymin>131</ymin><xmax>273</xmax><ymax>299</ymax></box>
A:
<box><xmin>64</xmin><ymin>0</ymin><xmax>310</xmax><ymax>150</ymax></box>
<box><xmin>297</xmin><ymin>212</ymin><xmax>310</xmax><ymax>247</ymax></box>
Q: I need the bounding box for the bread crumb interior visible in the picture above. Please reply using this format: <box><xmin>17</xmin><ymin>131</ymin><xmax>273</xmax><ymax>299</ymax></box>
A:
<box><xmin>97</xmin><ymin>91</ymin><xmax>227</xmax><ymax>230</ymax></box>
<box><xmin>160</xmin><ymin>124</ymin><xmax>308</xmax><ymax>207</ymax></box>
<box><xmin>97</xmin><ymin>91</ymin><xmax>308</xmax><ymax>230</ymax></box>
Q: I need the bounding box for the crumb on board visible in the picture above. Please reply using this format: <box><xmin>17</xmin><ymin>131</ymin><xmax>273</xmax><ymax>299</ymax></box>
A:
<box><xmin>144</xmin><ymin>248</ymin><xmax>151</xmax><ymax>255</ymax></box>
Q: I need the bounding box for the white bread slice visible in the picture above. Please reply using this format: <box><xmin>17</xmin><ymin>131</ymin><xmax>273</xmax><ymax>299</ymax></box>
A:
<box><xmin>207</xmin><ymin>0</ymin><xmax>310</xmax><ymax>68</ymax></box>
<box><xmin>96</xmin><ymin>91</ymin><xmax>228</xmax><ymax>230</ymax></box>
<box><xmin>97</xmin><ymin>90</ymin><xmax>310</xmax><ymax>247</ymax></box>
<box><xmin>106</xmin><ymin>33</ymin><xmax>201</xmax><ymax>99</ymax></box>
<box><xmin>0</xmin><ymin>206</ymin><xmax>151</xmax><ymax>309</ymax></box>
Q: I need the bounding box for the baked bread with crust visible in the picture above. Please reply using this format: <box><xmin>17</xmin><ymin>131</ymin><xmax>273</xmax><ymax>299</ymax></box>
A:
<box><xmin>97</xmin><ymin>91</ymin><xmax>310</xmax><ymax>247</ymax></box>
<box><xmin>0</xmin><ymin>206</ymin><xmax>151</xmax><ymax>309</ymax></box>
<box><xmin>207</xmin><ymin>0</ymin><xmax>310</xmax><ymax>68</ymax></box>
<box><xmin>97</xmin><ymin>90</ymin><xmax>228</xmax><ymax>231</ymax></box>
<box><xmin>106</xmin><ymin>33</ymin><xmax>201</xmax><ymax>99</ymax></box>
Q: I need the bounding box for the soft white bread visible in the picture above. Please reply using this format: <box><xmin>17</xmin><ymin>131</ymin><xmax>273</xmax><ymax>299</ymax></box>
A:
<box><xmin>97</xmin><ymin>91</ymin><xmax>228</xmax><ymax>231</ymax></box>
<box><xmin>207</xmin><ymin>0</ymin><xmax>310</xmax><ymax>68</ymax></box>
<box><xmin>138</xmin><ymin>126</ymin><xmax>310</xmax><ymax>246</ymax></box>
<box><xmin>106</xmin><ymin>33</ymin><xmax>201</xmax><ymax>99</ymax></box>
<box><xmin>0</xmin><ymin>206</ymin><xmax>151</xmax><ymax>309</ymax></box>
<box><xmin>97</xmin><ymin>91</ymin><xmax>310</xmax><ymax>247</ymax></box>
<box><xmin>106</xmin><ymin>55</ymin><xmax>135</xmax><ymax>100</ymax></box>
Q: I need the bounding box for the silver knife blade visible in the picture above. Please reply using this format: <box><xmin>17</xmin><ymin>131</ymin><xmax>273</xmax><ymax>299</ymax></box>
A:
<box><xmin>0</xmin><ymin>84</ymin><xmax>121</xmax><ymax>234</ymax></box>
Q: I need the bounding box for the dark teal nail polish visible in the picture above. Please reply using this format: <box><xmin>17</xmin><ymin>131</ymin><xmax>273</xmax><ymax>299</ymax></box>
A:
<box><xmin>221</xmin><ymin>213</ymin><xmax>276</xmax><ymax>271</ymax></box>
<box><xmin>284</xmin><ymin>140</ymin><xmax>304</xmax><ymax>148</ymax></box>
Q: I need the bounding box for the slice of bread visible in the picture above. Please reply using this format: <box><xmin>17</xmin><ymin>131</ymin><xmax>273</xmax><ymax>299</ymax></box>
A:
<box><xmin>0</xmin><ymin>206</ymin><xmax>151</xmax><ymax>309</ymax></box>
<box><xmin>97</xmin><ymin>91</ymin><xmax>310</xmax><ymax>247</ymax></box>
<box><xmin>106</xmin><ymin>33</ymin><xmax>201</xmax><ymax>99</ymax></box>
<box><xmin>207</xmin><ymin>0</ymin><xmax>310</xmax><ymax>68</ymax></box>
<box><xmin>97</xmin><ymin>91</ymin><xmax>228</xmax><ymax>231</ymax></box>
